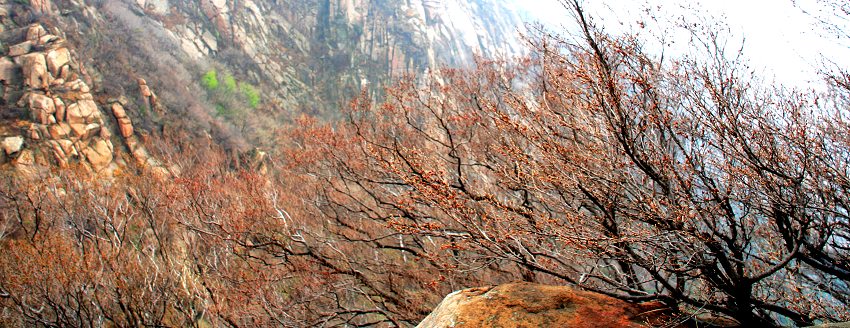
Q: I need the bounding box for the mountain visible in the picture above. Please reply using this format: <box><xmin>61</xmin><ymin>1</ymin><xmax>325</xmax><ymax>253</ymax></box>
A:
<box><xmin>0</xmin><ymin>0</ymin><xmax>527</xmax><ymax>175</ymax></box>
<box><xmin>3</xmin><ymin>1</ymin><xmax>850</xmax><ymax>327</ymax></box>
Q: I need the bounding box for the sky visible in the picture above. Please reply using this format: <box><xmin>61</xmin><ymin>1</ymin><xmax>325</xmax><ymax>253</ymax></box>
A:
<box><xmin>510</xmin><ymin>0</ymin><xmax>850</xmax><ymax>89</ymax></box>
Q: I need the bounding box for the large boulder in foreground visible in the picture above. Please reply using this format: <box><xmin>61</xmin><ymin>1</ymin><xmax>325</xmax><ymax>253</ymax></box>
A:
<box><xmin>417</xmin><ymin>282</ymin><xmax>681</xmax><ymax>328</ymax></box>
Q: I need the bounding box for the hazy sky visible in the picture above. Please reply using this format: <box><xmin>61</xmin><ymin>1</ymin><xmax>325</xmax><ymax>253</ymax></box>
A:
<box><xmin>511</xmin><ymin>0</ymin><xmax>850</xmax><ymax>89</ymax></box>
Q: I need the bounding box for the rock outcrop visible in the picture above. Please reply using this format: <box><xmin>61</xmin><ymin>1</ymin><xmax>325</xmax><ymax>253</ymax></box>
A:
<box><xmin>0</xmin><ymin>23</ymin><xmax>161</xmax><ymax>176</ymax></box>
<box><xmin>418</xmin><ymin>283</ymin><xmax>683</xmax><ymax>328</ymax></box>
<box><xmin>0</xmin><ymin>0</ymin><xmax>530</xmax><ymax>177</ymax></box>
<box><xmin>54</xmin><ymin>0</ymin><xmax>527</xmax><ymax>120</ymax></box>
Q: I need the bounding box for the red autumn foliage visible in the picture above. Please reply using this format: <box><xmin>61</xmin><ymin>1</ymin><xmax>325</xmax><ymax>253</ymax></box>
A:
<box><xmin>0</xmin><ymin>1</ymin><xmax>849</xmax><ymax>327</ymax></box>
<box><xmin>291</xmin><ymin>2</ymin><xmax>850</xmax><ymax>326</ymax></box>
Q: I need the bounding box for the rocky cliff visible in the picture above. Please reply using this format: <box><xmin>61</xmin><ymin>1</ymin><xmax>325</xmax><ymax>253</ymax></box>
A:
<box><xmin>0</xmin><ymin>0</ymin><xmax>526</xmax><ymax>175</ymax></box>
<box><xmin>0</xmin><ymin>22</ymin><xmax>169</xmax><ymax>176</ymax></box>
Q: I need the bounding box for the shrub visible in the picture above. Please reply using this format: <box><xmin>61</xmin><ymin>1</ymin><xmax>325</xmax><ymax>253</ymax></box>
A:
<box><xmin>222</xmin><ymin>73</ymin><xmax>237</xmax><ymax>93</ymax></box>
<box><xmin>201</xmin><ymin>69</ymin><xmax>219</xmax><ymax>90</ymax></box>
<box><xmin>215</xmin><ymin>103</ymin><xmax>231</xmax><ymax>119</ymax></box>
<box><xmin>240</xmin><ymin>82</ymin><xmax>260</xmax><ymax>108</ymax></box>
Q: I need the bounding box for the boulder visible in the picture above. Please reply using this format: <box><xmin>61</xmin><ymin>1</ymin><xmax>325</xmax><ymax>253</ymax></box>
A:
<box><xmin>65</xmin><ymin>102</ymin><xmax>83</xmax><ymax>124</ymax></box>
<box><xmin>69</xmin><ymin>123</ymin><xmax>87</xmax><ymax>137</ymax></box>
<box><xmin>77</xmin><ymin>99</ymin><xmax>98</xmax><ymax>120</ymax></box>
<box><xmin>28</xmin><ymin>93</ymin><xmax>55</xmax><ymax>124</ymax></box>
<box><xmin>99</xmin><ymin>126</ymin><xmax>112</xmax><ymax>139</ymax></box>
<box><xmin>139</xmin><ymin>84</ymin><xmax>152</xmax><ymax>97</ymax></box>
<box><xmin>417</xmin><ymin>283</ymin><xmax>681</xmax><ymax>328</ymax></box>
<box><xmin>53</xmin><ymin>98</ymin><xmax>65</xmax><ymax>122</ymax></box>
<box><xmin>1</xmin><ymin>136</ymin><xmax>24</xmax><ymax>155</ymax></box>
<box><xmin>0</xmin><ymin>57</ymin><xmax>20</xmax><ymax>85</ymax></box>
<box><xmin>125</xmin><ymin>135</ymin><xmax>140</xmax><ymax>151</ymax></box>
<box><xmin>28</xmin><ymin>125</ymin><xmax>40</xmax><ymax>140</ymax></box>
<box><xmin>111</xmin><ymin>103</ymin><xmax>127</xmax><ymax>118</ymax></box>
<box><xmin>66</xmin><ymin>99</ymin><xmax>98</xmax><ymax>124</ymax></box>
<box><xmin>29</xmin><ymin>93</ymin><xmax>54</xmax><ymax>110</ymax></box>
<box><xmin>26</xmin><ymin>25</ymin><xmax>47</xmax><ymax>42</ymax></box>
<box><xmin>45</xmin><ymin>48</ymin><xmax>70</xmax><ymax>77</ymax></box>
<box><xmin>129</xmin><ymin>138</ymin><xmax>150</xmax><ymax>162</ymax></box>
<box><xmin>8</xmin><ymin>41</ymin><xmax>32</xmax><ymax>57</ymax></box>
<box><xmin>113</xmin><ymin>95</ymin><xmax>130</xmax><ymax>106</ymax></box>
<box><xmin>83</xmin><ymin>123</ymin><xmax>101</xmax><ymax>139</ymax></box>
<box><xmin>82</xmin><ymin>139</ymin><xmax>113</xmax><ymax>171</ymax></box>
<box><xmin>18</xmin><ymin>53</ymin><xmax>49</xmax><ymax>89</ymax></box>
<box><xmin>111</xmin><ymin>103</ymin><xmax>134</xmax><ymax>137</ymax></box>
<box><xmin>48</xmin><ymin>123</ymin><xmax>71</xmax><ymax>139</ymax></box>
<box><xmin>36</xmin><ymin>125</ymin><xmax>49</xmax><ymax>139</ymax></box>
<box><xmin>117</xmin><ymin>117</ymin><xmax>134</xmax><ymax>137</ymax></box>
<box><xmin>37</xmin><ymin>35</ymin><xmax>59</xmax><ymax>46</ymax></box>
<box><xmin>202</xmin><ymin>31</ymin><xmax>218</xmax><ymax>52</ymax></box>
<box><xmin>58</xmin><ymin>65</ymin><xmax>70</xmax><ymax>80</ymax></box>
<box><xmin>54</xmin><ymin>139</ymin><xmax>77</xmax><ymax>161</ymax></box>
<box><xmin>65</xmin><ymin>79</ymin><xmax>90</xmax><ymax>93</ymax></box>
<box><xmin>14</xmin><ymin>149</ymin><xmax>34</xmax><ymax>166</ymax></box>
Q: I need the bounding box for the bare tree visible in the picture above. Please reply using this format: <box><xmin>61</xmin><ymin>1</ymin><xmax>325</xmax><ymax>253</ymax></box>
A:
<box><xmin>299</xmin><ymin>1</ymin><xmax>850</xmax><ymax>326</ymax></box>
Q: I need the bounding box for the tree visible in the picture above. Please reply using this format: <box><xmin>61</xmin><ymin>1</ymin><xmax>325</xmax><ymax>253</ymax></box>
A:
<box><xmin>0</xmin><ymin>129</ymin><xmax>444</xmax><ymax>327</ymax></box>
<box><xmin>299</xmin><ymin>1</ymin><xmax>850</xmax><ymax>325</ymax></box>
<box><xmin>1</xmin><ymin>1</ymin><xmax>847</xmax><ymax>327</ymax></box>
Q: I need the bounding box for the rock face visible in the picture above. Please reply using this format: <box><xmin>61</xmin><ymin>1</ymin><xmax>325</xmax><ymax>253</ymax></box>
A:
<box><xmin>2</xmin><ymin>136</ymin><xmax>24</xmax><ymax>155</ymax></box>
<box><xmin>30</xmin><ymin>0</ymin><xmax>54</xmax><ymax>14</ymax></box>
<box><xmin>0</xmin><ymin>0</ymin><xmax>528</xmax><ymax>177</ymax></box>
<box><xmin>0</xmin><ymin>23</ymin><xmax>160</xmax><ymax>176</ymax></box>
<box><xmin>50</xmin><ymin>0</ymin><xmax>527</xmax><ymax>119</ymax></box>
<box><xmin>417</xmin><ymin>283</ymin><xmax>681</xmax><ymax>328</ymax></box>
<box><xmin>18</xmin><ymin>53</ymin><xmax>48</xmax><ymax>89</ymax></box>
<box><xmin>45</xmin><ymin>48</ymin><xmax>70</xmax><ymax>76</ymax></box>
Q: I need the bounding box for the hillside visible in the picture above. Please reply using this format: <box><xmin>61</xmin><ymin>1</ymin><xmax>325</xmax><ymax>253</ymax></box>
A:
<box><xmin>0</xmin><ymin>1</ymin><xmax>849</xmax><ymax>327</ymax></box>
<box><xmin>0</xmin><ymin>0</ymin><xmax>525</xmax><ymax>174</ymax></box>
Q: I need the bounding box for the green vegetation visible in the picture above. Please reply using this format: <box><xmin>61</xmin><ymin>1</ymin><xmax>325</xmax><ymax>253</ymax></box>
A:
<box><xmin>240</xmin><ymin>82</ymin><xmax>260</xmax><ymax>108</ymax></box>
<box><xmin>200</xmin><ymin>68</ymin><xmax>261</xmax><ymax>122</ymax></box>
<box><xmin>201</xmin><ymin>69</ymin><xmax>219</xmax><ymax>90</ymax></box>
<box><xmin>222</xmin><ymin>73</ymin><xmax>237</xmax><ymax>93</ymax></box>
<box><xmin>215</xmin><ymin>103</ymin><xmax>233</xmax><ymax>120</ymax></box>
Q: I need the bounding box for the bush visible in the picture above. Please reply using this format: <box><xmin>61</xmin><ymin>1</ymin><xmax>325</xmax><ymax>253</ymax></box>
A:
<box><xmin>201</xmin><ymin>69</ymin><xmax>219</xmax><ymax>90</ymax></box>
<box><xmin>240</xmin><ymin>83</ymin><xmax>260</xmax><ymax>108</ymax></box>
<box><xmin>222</xmin><ymin>73</ymin><xmax>237</xmax><ymax>93</ymax></box>
<box><xmin>215</xmin><ymin>103</ymin><xmax>231</xmax><ymax>119</ymax></box>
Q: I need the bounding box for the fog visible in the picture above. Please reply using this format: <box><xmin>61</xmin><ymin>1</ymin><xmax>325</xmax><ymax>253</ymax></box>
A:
<box><xmin>512</xmin><ymin>0</ymin><xmax>850</xmax><ymax>89</ymax></box>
